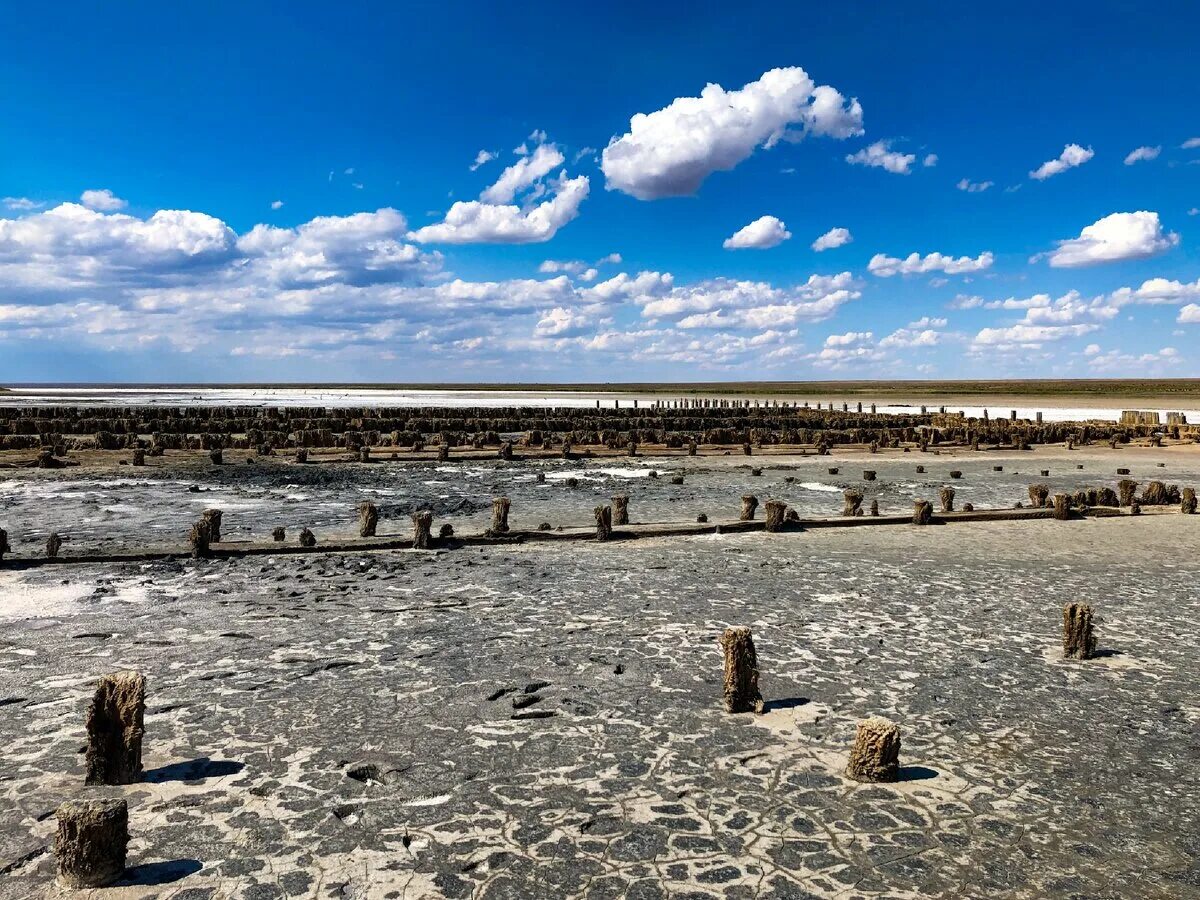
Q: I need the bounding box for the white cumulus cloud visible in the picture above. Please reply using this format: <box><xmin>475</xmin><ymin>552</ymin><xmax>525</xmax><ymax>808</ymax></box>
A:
<box><xmin>723</xmin><ymin>215</ymin><xmax>791</xmax><ymax>250</ymax></box>
<box><xmin>956</xmin><ymin>178</ymin><xmax>992</xmax><ymax>193</ymax></box>
<box><xmin>1042</xmin><ymin>211</ymin><xmax>1179</xmax><ymax>267</ymax></box>
<box><xmin>1124</xmin><ymin>145</ymin><xmax>1161</xmax><ymax>165</ymax></box>
<box><xmin>409</xmin><ymin>173</ymin><xmax>589</xmax><ymax>244</ymax></box>
<box><xmin>846</xmin><ymin>140</ymin><xmax>916</xmax><ymax>174</ymax></box>
<box><xmin>1030</xmin><ymin>143</ymin><xmax>1094</xmax><ymax>180</ymax></box>
<box><xmin>80</xmin><ymin>189</ymin><xmax>127</xmax><ymax>211</ymax></box>
<box><xmin>601</xmin><ymin>67</ymin><xmax>863</xmax><ymax>200</ymax></box>
<box><xmin>480</xmin><ymin>143</ymin><xmax>565</xmax><ymax>204</ymax></box>
<box><xmin>868</xmin><ymin>250</ymin><xmax>994</xmax><ymax>277</ymax></box>
<box><xmin>811</xmin><ymin>227</ymin><xmax>852</xmax><ymax>252</ymax></box>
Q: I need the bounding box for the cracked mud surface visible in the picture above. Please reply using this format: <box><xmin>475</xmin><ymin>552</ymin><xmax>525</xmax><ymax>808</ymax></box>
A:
<box><xmin>1</xmin><ymin>451</ymin><xmax>1199</xmax><ymax>899</ymax></box>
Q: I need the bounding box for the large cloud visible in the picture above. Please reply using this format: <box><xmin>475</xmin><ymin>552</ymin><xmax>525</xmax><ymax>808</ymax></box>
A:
<box><xmin>868</xmin><ymin>250</ymin><xmax>993</xmax><ymax>277</ymax></box>
<box><xmin>601</xmin><ymin>67</ymin><xmax>862</xmax><ymax>200</ymax></box>
<box><xmin>1042</xmin><ymin>211</ymin><xmax>1179</xmax><ymax>267</ymax></box>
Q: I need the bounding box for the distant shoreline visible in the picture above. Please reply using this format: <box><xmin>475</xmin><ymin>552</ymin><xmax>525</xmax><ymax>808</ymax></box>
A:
<box><xmin>3</xmin><ymin>379</ymin><xmax>1200</xmax><ymax>405</ymax></box>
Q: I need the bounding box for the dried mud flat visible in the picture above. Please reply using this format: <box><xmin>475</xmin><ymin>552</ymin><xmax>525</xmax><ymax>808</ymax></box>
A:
<box><xmin>2</xmin><ymin>452</ymin><xmax>1199</xmax><ymax>899</ymax></box>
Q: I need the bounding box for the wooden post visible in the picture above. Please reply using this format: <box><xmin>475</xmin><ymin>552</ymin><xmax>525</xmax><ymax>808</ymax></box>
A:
<box><xmin>85</xmin><ymin>671</ymin><xmax>145</xmax><ymax>785</ymax></box>
<box><xmin>201</xmin><ymin>509</ymin><xmax>222</xmax><ymax>543</ymax></box>
<box><xmin>412</xmin><ymin>510</ymin><xmax>433</xmax><ymax>549</ymax></box>
<box><xmin>358</xmin><ymin>501</ymin><xmax>378</xmax><ymax>537</ymax></box>
<box><xmin>299</xmin><ymin>527</ymin><xmax>316</xmax><ymax>547</ymax></box>
<box><xmin>843</xmin><ymin>490</ymin><xmax>863</xmax><ymax>517</ymax></box>
<box><xmin>55</xmin><ymin>799</ymin><xmax>128</xmax><ymax>888</ymax></box>
<box><xmin>912</xmin><ymin>500</ymin><xmax>932</xmax><ymax>525</ymax></box>
<box><xmin>845</xmin><ymin>717</ymin><xmax>900</xmax><ymax>783</ymax></box>
<box><xmin>1063</xmin><ymin>603</ymin><xmax>1096</xmax><ymax>659</ymax></box>
<box><xmin>1182</xmin><ymin>487</ymin><xmax>1197</xmax><ymax>515</ymax></box>
<box><xmin>1052</xmin><ymin>493</ymin><xmax>1073</xmax><ymax>520</ymax></box>
<box><xmin>718</xmin><ymin>627</ymin><xmax>763</xmax><ymax>713</ymax></box>
<box><xmin>47</xmin><ymin>533</ymin><xmax>62</xmax><ymax>559</ymax></box>
<box><xmin>272</xmin><ymin>526</ymin><xmax>286</xmax><ymax>542</ymax></box>
<box><xmin>491</xmin><ymin>497</ymin><xmax>511</xmax><ymax>533</ymax></box>
<box><xmin>189</xmin><ymin>520</ymin><xmax>211</xmax><ymax>560</ymax></box>
<box><xmin>939</xmin><ymin>486</ymin><xmax>955</xmax><ymax>513</ymax></box>
<box><xmin>764</xmin><ymin>500</ymin><xmax>786</xmax><ymax>532</ymax></box>
<box><xmin>611</xmin><ymin>495</ymin><xmax>629</xmax><ymax>526</ymax></box>
<box><xmin>740</xmin><ymin>495</ymin><xmax>758</xmax><ymax>521</ymax></box>
<box><xmin>594</xmin><ymin>505</ymin><xmax>612</xmax><ymax>541</ymax></box>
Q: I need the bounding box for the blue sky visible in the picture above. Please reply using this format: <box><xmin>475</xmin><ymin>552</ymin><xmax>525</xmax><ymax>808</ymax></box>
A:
<box><xmin>1</xmin><ymin>2</ymin><xmax>1198</xmax><ymax>382</ymax></box>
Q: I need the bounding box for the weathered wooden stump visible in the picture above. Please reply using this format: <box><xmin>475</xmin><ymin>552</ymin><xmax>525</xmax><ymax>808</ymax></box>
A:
<box><xmin>843</xmin><ymin>490</ymin><xmax>863</xmax><ymax>517</ymax></box>
<box><xmin>412</xmin><ymin>510</ymin><xmax>433</xmax><ymax>549</ymax></box>
<box><xmin>1028</xmin><ymin>484</ymin><xmax>1049</xmax><ymax>508</ymax></box>
<box><xmin>740</xmin><ymin>495</ymin><xmax>758</xmax><ymax>521</ymax></box>
<box><xmin>1063</xmin><ymin>602</ymin><xmax>1096</xmax><ymax>659</ymax></box>
<box><xmin>688</xmin><ymin>442</ymin><xmax>698</xmax><ymax>456</ymax></box>
<box><xmin>359</xmin><ymin>446</ymin><xmax>371</xmax><ymax>463</ymax></box>
<box><xmin>1131</xmin><ymin>500</ymin><xmax>1142</xmax><ymax>515</ymax></box>
<box><xmin>271</xmin><ymin>526</ymin><xmax>286</xmax><ymax>542</ymax></box>
<box><xmin>201</xmin><ymin>508</ymin><xmax>222</xmax><ymax>543</ymax></box>
<box><xmin>627</xmin><ymin>441</ymin><xmax>638</xmax><ymax>457</ymax></box>
<box><xmin>55</xmin><ymin>798</ymin><xmax>128</xmax><ymax>888</ymax></box>
<box><xmin>131</xmin><ymin>449</ymin><xmax>145</xmax><ymax>467</ymax></box>
<box><xmin>764</xmin><ymin>500</ymin><xmax>786</xmax><ymax>532</ymax></box>
<box><xmin>438</xmin><ymin>444</ymin><xmax>449</xmax><ymax>461</ymax></box>
<box><xmin>536</xmin><ymin>471</ymin><xmax>546</xmax><ymax>484</ymax></box>
<box><xmin>742</xmin><ymin>443</ymin><xmax>752</xmax><ymax>456</ymax></box>
<box><xmin>295</xmin><ymin>448</ymin><xmax>308</xmax><ymax>463</ymax></box>
<box><xmin>209</xmin><ymin>448</ymin><xmax>222</xmax><ymax>465</ymax></box>
<box><xmin>845</xmin><ymin>717</ymin><xmax>901</xmax><ymax>783</ymax></box>
<box><xmin>85</xmin><ymin>671</ymin><xmax>145</xmax><ymax>785</ymax></box>
<box><xmin>949</xmin><ymin>470</ymin><xmax>962</xmax><ymax>479</ymax></box>
<box><xmin>594</xmin><ymin>505</ymin><xmax>612</xmax><ymax>541</ymax></box>
<box><xmin>670</xmin><ymin>475</ymin><xmax>684</xmax><ymax>485</ymax></box>
<box><xmin>962</xmin><ymin>502</ymin><xmax>974</xmax><ymax>512</ymax></box>
<box><xmin>491</xmin><ymin>496</ymin><xmax>511</xmax><ymax>533</ymax></box>
<box><xmin>1182</xmin><ymin>487</ymin><xmax>1197</xmax><ymax>515</ymax></box>
<box><xmin>358</xmin><ymin>501</ymin><xmax>379</xmax><ymax>538</ymax></box>
<box><xmin>439</xmin><ymin>523</ymin><xmax>455</xmax><ymax>539</ymax></box>
<box><xmin>47</xmin><ymin>533</ymin><xmax>62</xmax><ymax>559</ymax></box>
<box><xmin>862</xmin><ymin>470</ymin><xmax>876</xmax><ymax>481</ymax></box>
<box><xmin>298</xmin><ymin>527</ymin><xmax>316</xmax><ymax>547</ymax></box>
<box><xmin>718</xmin><ymin>626</ymin><xmax>763</xmax><ymax>714</ymax></box>
<box><xmin>0</xmin><ymin>526</ymin><xmax>8</xmax><ymax>564</ymax></box>
<box><xmin>939</xmin><ymin>486</ymin><xmax>955</xmax><ymax>512</ymax></box>
<box><xmin>611</xmin><ymin>495</ymin><xmax>629</xmax><ymax>526</ymax></box>
<box><xmin>869</xmin><ymin>499</ymin><xmax>880</xmax><ymax>516</ymax></box>
<box><xmin>1118</xmin><ymin>478</ymin><xmax>1138</xmax><ymax>507</ymax></box>
<box><xmin>499</xmin><ymin>441</ymin><xmax>513</xmax><ymax>461</ymax></box>
<box><xmin>189</xmin><ymin>520</ymin><xmax>211</xmax><ymax>559</ymax></box>
<box><xmin>915</xmin><ymin>465</ymin><xmax>926</xmax><ymax>474</ymax></box>
<box><xmin>827</xmin><ymin>467</ymin><xmax>839</xmax><ymax>475</ymax></box>
<box><xmin>1052</xmin><ymin>493</ymin><xmax>1073</xmax><ymax>520</ymax></box>
<box><xmin>912</xmin><ymin>500</ymin><xmax>932</xmax><ymax>525</ymax></box>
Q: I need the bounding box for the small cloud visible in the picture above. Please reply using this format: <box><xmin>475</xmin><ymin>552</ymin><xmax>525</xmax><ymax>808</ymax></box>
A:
<box><xmin>1188</xmin><ymin>207</ymin><xmax>1199</xmax><ymax>216</ymax></box>
<box><xmin>923</xmin><ymin>153</ymin><xmax>938</xmax><ymax>167</ymax></box>
<box><xmin>1030</xmin><ymin>143</ymin><xmax>1094</xmax><ymax>180</ymax></box>
<box><xmin>1181</xmin><ymin>137</ymin><xmax>1200</xmax><ymax>149</ymax></box>
<box><xmin>352</xmin><ymin>183</ymin><xmax>364</xmax><ymax>190</ymax></box>
<box><xmin>470</xmin><ymin>150</ymin><xmax>498</xmax><ymax>171</ymax></box>
<box><xmin>846</xmin><ymin>140</ymin><xmax>916</xmax><ymax>175</ymax></box>
<box><xmin>1124</xmin><ymin>145</ymin><xmax>1161</xmax><ymax>165</ymax></box>
<box><xmin>869</xmin><ymin>250</ymin><xmax>993</xmax><ymax>277</ymax></box>
<box><xmin>344</xmin><ymin>167</ymin><xmax>355</xmax><ymax>175</ymax></box>
<box><xmin>2</xmin><ymin>196</ymin><xmax>44</xmax><ymax>211</ymax></box>
<box><xmin>1083</xmin><ymin>343</ymin><xmax>1101</xmax><ymax>356</ymax></box>
<box><xmin>723</xmin><ymin>215</ymin><xmax>792</xmax><ymax>250</ymax></box>
<box><xmin>270</xmin><ymin>200</ymin><xmax>284</xmax><ymax>210</ymax></box>
<box><xmin>956</xmin><ymin>178</ymin><xmax>993</xmax><ymax>193</ymax></box>
<box><xmin>80</xmin><ymin>188</ymin><xmax>127</xmax><ymax>211</ymax></box>
<box><xmin>811</xmin><ymin>227</ymin><xmax>852</xmax><ymax>252</ymax></box>
<box><xmin>573</xmin><ymin>147</ymin><xmax>597</xmax><ymax>164</ymax></box>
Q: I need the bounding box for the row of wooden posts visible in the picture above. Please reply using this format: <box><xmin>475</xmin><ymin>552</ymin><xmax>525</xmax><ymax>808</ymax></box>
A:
<box><xmin>50</xmin><ymin>602</ymin><xmax>1102</xmax><ymax>887</ymax></box>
